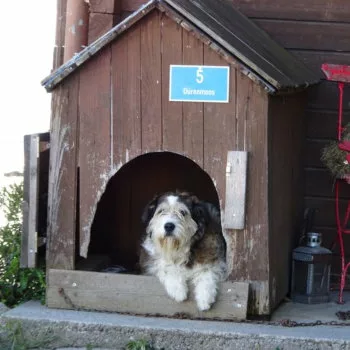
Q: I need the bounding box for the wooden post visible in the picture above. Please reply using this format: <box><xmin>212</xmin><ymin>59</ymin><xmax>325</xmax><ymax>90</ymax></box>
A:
<box><xmin>64</xmin><ymin>0</ymin><xmax>89</xmax><ymax>62</ymax></box>
<box><xmin>21</xmin><ymin>135</ymin><xmax>39</xmax><ymax>268</ymax></box>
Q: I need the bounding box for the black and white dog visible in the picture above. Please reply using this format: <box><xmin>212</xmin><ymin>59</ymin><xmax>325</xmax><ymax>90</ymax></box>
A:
<box><xmin>140</xmin><ymin>191</ymin><xmax>226</xmax><ymax>311</ymax></box>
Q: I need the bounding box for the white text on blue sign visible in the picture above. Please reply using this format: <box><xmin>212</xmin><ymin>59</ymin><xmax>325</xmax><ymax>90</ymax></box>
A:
<box><xmin>169</xmin><ymin>65</ymin><xmax>230</xmax><ymax>103</ymax></box>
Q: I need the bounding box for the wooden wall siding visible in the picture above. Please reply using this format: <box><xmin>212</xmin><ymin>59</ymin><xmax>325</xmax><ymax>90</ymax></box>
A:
<box><xmin>228</xmin><ymin>0</ymin><xmax>350</xmax><ymax>281</ymax></box>
<box><xmin>268</xmin><ymin>93</ymin><xmax>306</xmax><ymax>308</ymax></box>
<box><xmin>47</xmin><ymin>74</ymin><xmax>79</xmax><ymax>270</ymax></box>
<box><xmin>53</xmin><ymin>0</ymin><xmax>67</xmax><ymax>70</ymax></box>
<box><xmin>88</xmin><ymin>13</ymin><xmax>116</xmax><ymax>44</ymax></box>
<box><xmin>79</xmin><ymin>48</ymin><xmax>112</xmax><ymax>258</ymax></box>
<box><xmin>254</xmin><ymin>20</ymin><xmax>350</xmax><ymax>51</ymax></box>
<box><xmin>230</xmin><ymin>0</ymin><xmax>350</xmax><ymax>22</ymax></box>
<box><xmin>162</xmin><ymin>15</ymin><xmax>183</xmax><ymax>152</ymax></box>
<box><xmin>182</xmin><ymin>31</ymin><xmax>204</xmax><ymax>166</ymax></box>
<box><xmin>112</xmin><ymin>26</ymin><xmax>142</xmax><ymax>166</ymax></box>
<box><xmin>140</xmin><ymin>11</ymin><xmax>162</xmax><ymax>151</ymax></box>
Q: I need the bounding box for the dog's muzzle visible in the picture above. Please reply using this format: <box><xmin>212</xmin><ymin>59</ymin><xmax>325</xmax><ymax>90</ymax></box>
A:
<box><xmin>164</xmin><ymin>222</ymin><xmax>175</xmax><ymax>236</ymax></box>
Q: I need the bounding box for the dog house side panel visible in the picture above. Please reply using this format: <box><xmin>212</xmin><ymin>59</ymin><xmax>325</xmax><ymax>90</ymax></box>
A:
<box><xmin>111</xmin><ymin>24</ymin><xmax>142</xmax><ymax>166</ymax></box>
<box><xmin>79</xmin><ymin>48</ymin><xmax>112</xmax><ymax>258</ymax></box>
<box><xmin>47</xmin><ymin>74</ymin><xmax>79</xmax><ymax>270</ymax></box>
<box><xmin>268</xmin><ymin>92</ymin><xmax>307</xmax><ymax>310</ymax></box>
<box><xmin>229</xmin><ymin>72</ymin><xmax>270</xmax><ymax>314</ymax></box>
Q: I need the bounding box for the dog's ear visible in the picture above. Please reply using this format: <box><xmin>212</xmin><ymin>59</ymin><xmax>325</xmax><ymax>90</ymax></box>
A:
<box><xmin>141</xmin><ymin>196</ymin><xmax>159</xmax><ymax>225</ymax></box>
<box><xmin>191</xmin><ymin>201</ymin><xmax>210</xmax><ymax>242</ymax></box>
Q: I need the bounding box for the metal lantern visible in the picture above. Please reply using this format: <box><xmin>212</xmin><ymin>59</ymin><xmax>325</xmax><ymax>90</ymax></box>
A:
<box><xmin>291</xmin><ymin>232</ymin><xmax>332</xmax><ymax>304</ymax></box>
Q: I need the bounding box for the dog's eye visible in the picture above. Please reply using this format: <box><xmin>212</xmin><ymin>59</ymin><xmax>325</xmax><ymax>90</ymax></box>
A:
<box><xmin>157</xmin><ymin>209</ymin><xmax>164</xmax><ymax>215</ymax></box>
<box><xmin>180</xmin><ymin>210</ymin><xmax>187</xmax><ymax>216</ymax></box>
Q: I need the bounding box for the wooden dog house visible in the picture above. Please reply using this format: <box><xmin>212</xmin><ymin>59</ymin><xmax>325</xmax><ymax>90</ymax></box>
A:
<box><xmin>41</xmin><ymin>0</ymin><xmax>319</xmax><ymax>318</ymax></box>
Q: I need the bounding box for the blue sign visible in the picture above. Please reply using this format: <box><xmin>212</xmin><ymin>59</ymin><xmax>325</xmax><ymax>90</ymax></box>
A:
<box><xmin>169</xmin><ymin>65</ymin><xmax>230</xmax><ymax>103</ymax></box>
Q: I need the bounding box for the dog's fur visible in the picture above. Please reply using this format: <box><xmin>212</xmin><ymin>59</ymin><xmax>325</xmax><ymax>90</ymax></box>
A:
<box><xmin>140</xmin><ymin>191</ymin><xmax>226</xmax><ymax>311</ymax></box>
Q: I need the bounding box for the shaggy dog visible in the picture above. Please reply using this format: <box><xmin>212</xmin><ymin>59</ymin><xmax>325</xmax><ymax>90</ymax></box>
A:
<box><xmin>140</xmin><ymin>191</ymin><xmax>226</xmax><ymax>311</ymax></box>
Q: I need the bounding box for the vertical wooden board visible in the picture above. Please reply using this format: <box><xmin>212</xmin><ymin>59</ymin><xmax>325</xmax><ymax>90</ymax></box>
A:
<box><xmin>140</xmin><ymin>11</ymin><xmax>162</xmax><ymax>152</ymax></box>
<box><xmin>79</xmin><ymin>49</ymin><xmax>111</xmax><ymax>258</ymax></box>
<box><xmin>268</xmin><ymin>94</ymin><xmax>306</xmax><ymax>309</ymax></box>
<box><xmin>89</xmin><ymin>0</ymin><xmax>120</xmax><ymax>14</ymax></box>
<box><xmin>224</xmin><ymin>151</ymin><xmax>248</xmax><ymax>230</ymax></box>
<box><xmin>235</xmin><ymin>71</ymin><xmax>253</xmax><ymax>151</ymax></box>
<box><xmin>229</xmin><ymin>72</ymin><xmax>270</xmax><ymax>313</ymax></box>
<box><xmin>53</xmin><ymin>0</ymin><xmax>67</xmax><ymax>69</ymax></box>
<box><xmin>182</xmin><ymin>31</ymin><xmax>204</xmax><ymax>167</ymax></box>
<box><xmin>242</xmin><ymin>84</ymin><xmax>269</xmax><ymax>281</ymax></box>
<box><xmin>88</xmin><ymin>13</ymin><xmax>115</xmax><ymax>44</ymax></box>
<box><xmin>47</xmin><ymin>75</ymin><xmax>79</xmax><ymax>270</ymax></box>
<box><xmin>161</xmin><ymin>14</ymin><xmax>183</xmax><ymax>152</ymax></box>
<box><xmin>203</xmin><ymin>45</ymin><xmax>236</xmax><ymax>203</ymax></box>
<box><xmin>112</xmin><ymin>25</ymin><xmax>141</xmax><ymax>167</ymax></box>
<box><xmin>21</xmin><ymin>135</ymin><xmax>39</xmax><ymax>268</ymax></box>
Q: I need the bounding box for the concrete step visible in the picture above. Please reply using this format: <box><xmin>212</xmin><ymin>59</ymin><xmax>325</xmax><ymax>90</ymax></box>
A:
<box><xmin>1</xmin><ymin>301</ymin><xmax>350</xmax><ymax>350</ymax></box>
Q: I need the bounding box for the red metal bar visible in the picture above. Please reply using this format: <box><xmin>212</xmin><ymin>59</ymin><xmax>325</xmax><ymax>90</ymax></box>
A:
<box><xmin>323</xmin><ymin>64</ymin><xmax>350</xmax><ymax>303</ymax></box>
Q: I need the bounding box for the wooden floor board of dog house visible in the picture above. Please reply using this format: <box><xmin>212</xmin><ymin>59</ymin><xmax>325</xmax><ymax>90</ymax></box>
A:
<box><xmin>47</xmin><ymin>269</ymin><xmax>249</xmax><ymax>320</ymax></box>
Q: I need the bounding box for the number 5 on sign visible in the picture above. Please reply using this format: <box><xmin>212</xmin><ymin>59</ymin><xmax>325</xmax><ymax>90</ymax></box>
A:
<box><xmin>196</xmin><ymin>67</ymin><xmax>204</xmax><ymax>84</ymax></box>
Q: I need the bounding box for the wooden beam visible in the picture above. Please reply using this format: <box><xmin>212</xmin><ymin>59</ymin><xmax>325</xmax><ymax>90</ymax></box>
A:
<box><xmin>21</xmin><ymin>135</ymin><xmax>39</xmax><ymax>268</ymax></box>
<box><xmin>47</xmin><ymin>269</ymin><xmax>249</xmax><ymax>320</ymax></box>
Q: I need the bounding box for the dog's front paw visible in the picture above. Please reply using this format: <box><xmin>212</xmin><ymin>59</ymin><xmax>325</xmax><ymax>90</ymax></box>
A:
<box><xmin>196</xmin><ymin>295</ymin><xmax>215</xmax><ymax>311</ymax></box>
<box><xmin>165</xmin><ymin>281</ymin><xmax>188</xmax><ymax>302</ymax></box>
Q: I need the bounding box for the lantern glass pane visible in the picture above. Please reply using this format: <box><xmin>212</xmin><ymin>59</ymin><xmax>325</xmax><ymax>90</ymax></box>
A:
<box><xmin>293</xmin><ymin>261</ymin><xmax>329</xmax><ymax>296</ymax></box>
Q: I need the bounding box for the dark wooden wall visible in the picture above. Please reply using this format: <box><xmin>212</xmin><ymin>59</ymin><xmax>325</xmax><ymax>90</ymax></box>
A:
<box><xmin>228</xmin><ymin>0</ymin><xmax>350</xmax><ymax>283</ymax></box>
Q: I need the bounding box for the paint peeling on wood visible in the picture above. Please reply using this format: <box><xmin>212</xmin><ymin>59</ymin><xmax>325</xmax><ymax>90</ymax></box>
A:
<box><xmin>80</xmin><ymin>164</ymin><xmax>123</xmax><ymax>257</ymax></box>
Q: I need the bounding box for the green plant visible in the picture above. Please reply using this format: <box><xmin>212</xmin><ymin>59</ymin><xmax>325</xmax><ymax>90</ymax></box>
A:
<box><xmin>0</xmin><ymin>182</ymin><xmax>46</xmax><ymax>307</ymax></box>
<box><xmin>126</xmin><ymin>339</ymin><xmax>155</xmax><ymax>350</ymax></box>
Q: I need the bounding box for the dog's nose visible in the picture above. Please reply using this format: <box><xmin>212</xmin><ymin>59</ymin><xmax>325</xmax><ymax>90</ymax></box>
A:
<box><xmin>164</xmin><ymin>222</ymin><xmax>175</xmax><ymax>234</ymax></box>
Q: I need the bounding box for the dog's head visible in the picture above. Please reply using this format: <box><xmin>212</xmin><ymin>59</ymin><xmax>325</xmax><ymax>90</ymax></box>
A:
<box><xmin>141</xmin><ymin>192</ymin><xmax>210</xmax><ymax>254</ymax></box>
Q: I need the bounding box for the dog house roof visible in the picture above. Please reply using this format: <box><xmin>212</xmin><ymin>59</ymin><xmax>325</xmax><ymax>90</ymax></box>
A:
<box><xmin>42</xmin><ymin>0</ymin><xmax>319</xmax><ymax>94</ymax></box>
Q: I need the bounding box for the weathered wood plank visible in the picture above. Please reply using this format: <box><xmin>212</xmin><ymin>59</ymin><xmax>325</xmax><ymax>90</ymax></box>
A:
<box><xmin>112</xmin><ymin>23</ymin><xmax>142</xmax><ymax>166</ymax></box>
<box><xmin>305</xmin><ymin>139</ymin><xmax>329</xmax><ymax>169</ymax></box>
<box><xmin>182</xmin><ymin>31</ymin><xmax>204</xmax><ymax>167</ymax></box>
<box><xmin>79</xmin><ymin>49</ymin><xmax>111</xmax><ymax>258</ymax></box>
<box><xmin>256</xmin><ymin>19</ymin><xmax>350</xmax><ymax>51</ymax></box>
<box><xmin>224</xmin><ymin>151</ymin><xmax>248</xmax><ymax>230</ymax></box>
<box><xmin>290</xmin><ymin>51</ymin><xmax>350</xmax><ymax>80</ymax></box>
<box><xmin>304</xmin><ymin>196</ymin><xmax>350</xmax><ymax>228</ymax></box>
<box><xmin>21</xmin><ymin>135</ymin><xmax>39</xmax><ymax>268</ymax></box>
<box><xmin>53</xmin><ymin>0</ymin><xmax>67</xmax><ymax>69</ymax></box>
<box><xmin>306</xmin><ymin>109</ymin><xmax>350</xmax><ymax>140</ymax></box>
<box><xmin>88</xmin><ymin>12</ymin><xmax>115</xmax><ymax>44</ymax></box>
<box><xmin>47</xmin><ymin>75</ymin><xmax>79</xmax><ymax>270</ymax></box>
<box><xmin>230</xmin><ymin>80</ymin><xmax>269</xmax><ymax>283</ymax></box>
<box><xmin>305</xmin><ymin>168</ymin><xmax>350</xmax><ymax>199</ymax></box>
<box><xmin>140</xmin><ymin>11</ymin><xmax>162</xmax><ymax>152</ymax></box>
<box><xmin>161</xmin><ymin>14</ymin><xmax>183</xmax><ymax>152</ymax></box>
<box><xmin>47</xmin><ymin>269</ymin><xmax>249</xmax><ymax>320</ymax></box>
<box><xmin>89</xmin><ymin>0</ymin><xmax>120</xmax><ymax>14</ymax></box>
<box><xmin>203</xmin><ymin>45</ymin><xmax>236</xmax><ymax>203</ymax></box>
<box><xmin>122</xmin><ymin>0</ymin><xmax>147</xmax><ymax>12</ymax></box>
<box><xmin>307</xmin><ymin>81</ymin><xmax>350</xmax><ymax>111</ymax></box>
<box><xmin>268</xmin><ymin>93</ymin><xmax>306</xmax><ymax>309</ymax></box>
<box><xmin>231</xmin><ymin>0</ymin><xmax>350</xmax><ymax>23</ymax></box>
